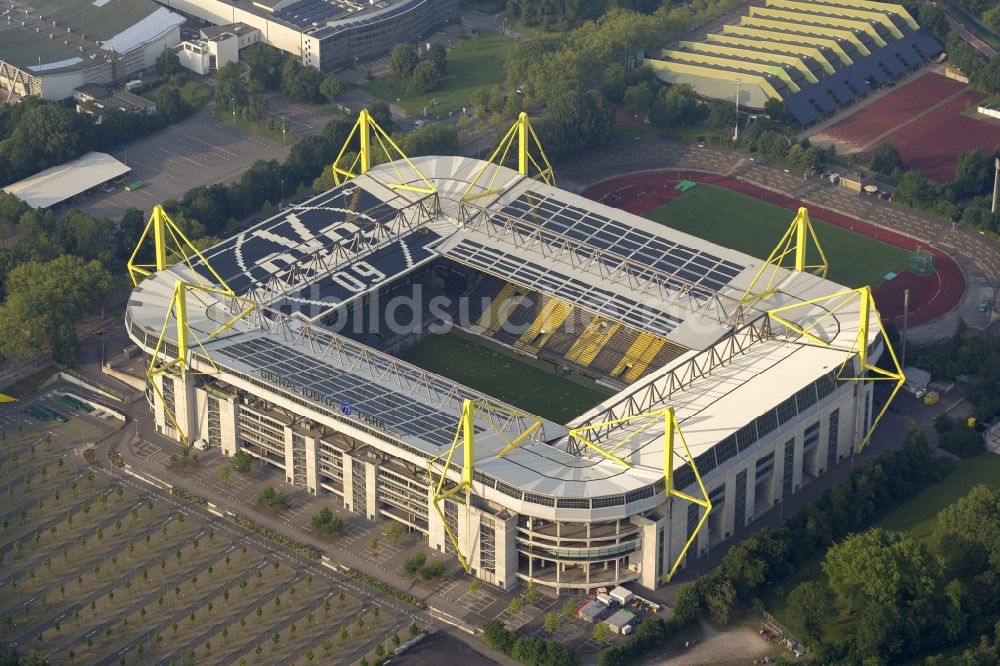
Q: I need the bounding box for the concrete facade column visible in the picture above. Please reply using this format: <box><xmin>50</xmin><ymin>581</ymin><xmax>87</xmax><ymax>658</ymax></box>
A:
<box><xmin>304</xmin><ymin>435</ymin><xmax>319</xmax><ymax>494</ymax></box>
<box><xmin>364</xmin><ymin>463</ymin><xmax>377</xmax><ymax>520</ymax></box>
<box><xmin>341</xmin><ymin>451</ymin><xmax>355</xmax><ymax>513</ymax></box>
<box><xmin>282</xmin><ymin>428</ymin><xmax>295</xmax><ymax>484</ymax></box>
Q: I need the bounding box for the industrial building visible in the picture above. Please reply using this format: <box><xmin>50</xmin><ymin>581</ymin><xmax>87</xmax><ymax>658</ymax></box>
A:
<box><xmin>645</xmin><ymin>0</ymin><xmax>943</xmax><ymax>125</ymax></box>
<box><xmin>0</xmin><ymin>0</ymin><xmax>185</xmax><ymax>101</ymax></box>
<box><xmin>156</xmin><ymin>0</ymin><xmax>458</xmax><ymax>72</ymax></box>
<box><xmin>125</xmin><ymin>115</ymin><xmax>902</xmax><ymax>592</ymax></box>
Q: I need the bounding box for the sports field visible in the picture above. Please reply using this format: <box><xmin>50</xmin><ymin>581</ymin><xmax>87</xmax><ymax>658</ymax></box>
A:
<box><xmin>399</xmin><ymin>330</ymin><xmax>613</xmax><ymax>423</ymax></box>
<box><xmin>643</xmin><ymin>185</ymin><xmax>910</xmax><ymax>288</ymax></box>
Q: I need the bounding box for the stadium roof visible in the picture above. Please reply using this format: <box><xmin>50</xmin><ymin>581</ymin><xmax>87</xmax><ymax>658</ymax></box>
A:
<box><xmin>127</xmin><ymin>156</ymin><xmax>880</xmax><ymax>510</ymax></box>
<box><xmin>0</xmin><ymin>0</ymin><xmax>183</xmax><ymax>75</ymax></box>
<box><xmin>3</xmin><ymin>151</ymin><xmax>130</xmax><ymax>209</ymax></box>
<box><xmin>644</xmin><ymin>0</ymin><xmax>942</xmax><ymax>125</ymax></box>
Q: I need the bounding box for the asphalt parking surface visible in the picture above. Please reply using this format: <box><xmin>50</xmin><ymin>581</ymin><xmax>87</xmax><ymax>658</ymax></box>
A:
<box><xmin>79</xmin><ymin>104</ymin><xmax>293</xmax><ymax>220</ymax></box>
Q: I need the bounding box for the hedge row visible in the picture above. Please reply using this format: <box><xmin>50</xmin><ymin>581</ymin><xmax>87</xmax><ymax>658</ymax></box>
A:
<box><xmin>343</xmin><ymin>567</ymin><xmax>428</xmax><ymax>610</ymax></box>
<box><xmin>169</xmin><ymin>486</ymin><xmax>208</xmax><ymax>506</ymax></box>
<box><xmin>228</xmin><ymin>514</ymin><xmax>323</xmax><ymax>560</ymax></box>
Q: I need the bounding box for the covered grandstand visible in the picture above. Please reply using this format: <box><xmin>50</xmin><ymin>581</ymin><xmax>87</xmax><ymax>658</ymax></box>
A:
<box><xmin>645</xmin><ymin>0</ymin><xmax>943</xmax><ymax>125</ymax></box>
<box><xmin>125</xmin><ymin>126</ymin><xmax>902</xmax><ymax>591</ymax></box>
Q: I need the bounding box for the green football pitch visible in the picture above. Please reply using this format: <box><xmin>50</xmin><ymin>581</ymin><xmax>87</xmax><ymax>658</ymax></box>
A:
<box><xmin>643</xmin><ymin>185</ymin><xmax>910</xmax><ymax>288</ymax></box>
<box><xmin>399</xmin><ymin>330</ymin><xmax>613</xmax><ymax>423</ymax></box>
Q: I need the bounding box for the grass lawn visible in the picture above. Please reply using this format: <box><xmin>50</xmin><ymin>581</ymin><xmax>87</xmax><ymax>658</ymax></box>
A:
<box><xmin>764</xmin><ymin>453</ymin><xmax>1000</xmax><ymax>643</ymax></box>
<box><xmin>146</xmin><ymin>80</ymin><xmax>213</xmax><ymax>113</ymax></box>
<box><xmin>644</xmin><ymin>185</ymin><xmax>910</xmax><ymax>288</ymax></box>
<box><xmin>363</xmin><ymin>31</ymin><xmax>516</xmax><ymax>117</ymax></box>
<box><xmin>399</xmin><ymin>330</ymin><xmax>612</xmax><ymax>423</ymax></box>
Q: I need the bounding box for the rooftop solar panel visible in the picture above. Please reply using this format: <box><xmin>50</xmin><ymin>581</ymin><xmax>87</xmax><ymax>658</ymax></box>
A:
<box><xmin>497</xmin><ymin>190</ymin><xmax>745</xmax><ymax>292</ymax></box>
<box><xmin>218</xmin><ymin>337</ymin><xmax>484</xmax><ymax>447</ymax></box>
<box><xmin>445</xmin><ymin>238</ymin><xmax>684</xmax><ymax>337</ymax></box>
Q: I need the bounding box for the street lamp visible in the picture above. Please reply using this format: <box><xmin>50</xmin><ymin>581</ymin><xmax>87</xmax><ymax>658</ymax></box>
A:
<box><xmin>231</xmin><ymin>97</ymin><xmax>236</xmax><ymax>125</ymax></box>
<box><xmin>733</xmin><ymin>79</ymin><xmax>741</xmax><ymax>143</ymax></box>
<box><xmin>280</xmin><ymin>179</ymin><xmax>285</xmax><ymax>209</ymax></box>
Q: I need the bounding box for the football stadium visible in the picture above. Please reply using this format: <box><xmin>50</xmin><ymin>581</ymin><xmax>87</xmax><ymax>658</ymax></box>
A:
<box><xmin>645</xmin><ymin>0</ymin><xmax>943</xmax><ymax>125</ymax></box>
<box><xmin>124</xmin><ymin>113</ymin><xmax>903</xmax><ymax>591</ymax></box>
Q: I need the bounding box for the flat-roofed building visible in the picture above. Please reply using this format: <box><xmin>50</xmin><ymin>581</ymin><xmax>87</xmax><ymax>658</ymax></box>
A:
<box><xmin>0</xmin><ymin>0</ymin><xmax>185</xmax><ymax>101</ymax></box>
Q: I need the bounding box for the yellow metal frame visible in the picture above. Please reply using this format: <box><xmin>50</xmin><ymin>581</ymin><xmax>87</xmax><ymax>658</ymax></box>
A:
<box><xmin>461</xmin><ymin>112</ymin><xmax>555</xmax><ymax>202</ymax></box>
<box><xmin>331</xmin><ymin>109</ymin><xmax>436</xmax><ymax>194</ymax></box>
<box><xmin>740</xmin><ymin>207</ymin><xmax>828</xmax><ymax>307</ymax></box>
<box><xmin>427</xmin><ymin>400</ymin><xmax>543</xmax><ymax>571</ymax></box>
<box><xmin>127</xmin><ymin>204</ymin><xmax>231</xmax><ymax>291</ymax></box>
<box><xmin>768</xmin><ymin>286</ymin><xmax>905</xmax><ymax>453</ymax></box>
<box><xmin>569</xmin><ymin>408</ymin><xmax>711</xmax><ymax>582</ymax></box>
<box><xmin>146</xmin><ymin>280</ymin><xmax>257</xmax><ymax>445</ymax></box>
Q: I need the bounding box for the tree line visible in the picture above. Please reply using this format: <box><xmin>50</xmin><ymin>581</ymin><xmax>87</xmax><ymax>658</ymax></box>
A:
<box><xmin>679</xmin><ymin>425</ymin><xmax>950</xmax><ymax>663</ymax></box>
<box><xmin>390</xmin><ymin>42</ymin><xmax>448</xmax><ymax>94</ymax></box>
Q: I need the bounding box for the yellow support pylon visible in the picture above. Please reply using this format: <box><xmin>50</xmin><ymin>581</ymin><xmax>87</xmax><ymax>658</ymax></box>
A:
<box><xmin>740</xmin><ymin>207</ymin><xmax>829</xmax><ymax>307</ymax></box>
<box><xmin>428</xmin><ymin>400</ymin><xmax>543</xmax><ymax>572</ymax></box>
<box><xmin>146</xmin><ymin>280</ymin><xmax>257</xmax><ymax>445</ymax></box>
<box><xmin>127</xmin><ymin>204</ymin><xmax>232</xmax><ymax>290</ymax></box>
<box><xmin>767</xmin><ymin>286</ymin><xmax>905</xmax><ymax>452</ymax></box>
<box><xmin>461</xmin><ymin>112</ymin><xmax>555</xmax><ymax>202</ymax></box>
<box><xmin>568</xmin><ymin>408</ymin><xmax>711</xmax><ymax>582</ymax></box>
<box><xmin>331</xmin><ymin>109</ymin><xmax>436</xmax><ymax>194</ymax></box>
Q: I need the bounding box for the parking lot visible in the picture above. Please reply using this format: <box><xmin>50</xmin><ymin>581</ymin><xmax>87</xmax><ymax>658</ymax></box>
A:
<box><xmin>78</xmin><ymin>105</ymin><xmax>294</xmax><ymax>221</ymax></box>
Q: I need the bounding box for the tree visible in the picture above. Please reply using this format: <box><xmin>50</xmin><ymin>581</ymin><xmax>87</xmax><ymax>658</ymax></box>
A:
<box><xmin>870</xmin><ymin>142</ymin><xmax>902</xmax><ymax>175</ymax></box>
<box><xmin>894</xmin><ymin>169</ymin><xmax>935</xmax><ymax>208</ymax></box>
<box><xmin>524</xmin><ymin>580</ymin><xmax>540</xmax><ymax>605</ymax></box>
<box><xmin>706</xmin><ymin>102</ymin><xmax>737</xmax><ymax>134</ymax></box>
<box><xmin>0</xmin><ymin>256</ymin><xmax>114</xmax><ymax>363</ymax></box>
<box><xmin>280</xmin><ymin>59</ymin><xmax>323</xmax><ymax>103</ymax></box>
<box><xmin>390</xmin><ymin>43</ymin><xmax>419</xmax><ymax>78</ymax></box>
<box><xmin>544</xmin><ymin>611</ymin><xmax>561</xmax><ymax>634</ymax></box>
<box><xmin>244</xmin><ymin>43</ymin><xmax>285</xmax><ymax>91</ymax></box>
<box><xmin>561</xmin><ymin>599</ymin><xmax>577</xmax><ymax>618</ymax></box>
<box><xmin>955</xmin><ymin>148</ymin><xmax>992</xmax><ymax>197</ymax></box>
<box><xmin>426</xmin><ymin>43</ymin><xmax>447</xmax><ymax>75</ymax></box>
<box><xmin>310</xmin><ymin>508</ymin><xmax>344</xmax><ymax>535</ymax></box>
<box><xmin>508</xmin><ymin>596</ymin><xmax>521</xmax><ymax>614</ymax></box>
<box><xmin>823</xmin><ymin>528</ymin><xmax>940</xmax><ymax>612</ymax></box>
<box><xmin>623</xmin><ymin>82</ymin><xmax>655</xmax><ymax>116</ymax></box>
<box><xmin>156</xmin><ymin>48</ymin><xmax>183</xmax><ymax>80</ymax></box>
<box><xmin>705</xmin><ymin>577</ymin><xmax>736</xmax><ymax>625</ymax></box>
<box><xmin>231</xmin><ymin>450</ymin><xmax>253</xmax><ymax>475</ymax></box>
<box><xmin>218</xmin><ymin>466</ymin><xmax>231</xmax><ymax>487</ymax></box>
<box><xmin>593</xmin><ymin>621</ymin><xmax>612</xmax><ymax>644</ymax></box>
<box><xmin>255</xmin><ymin>486</ymin><xmax>287</xmax><ymax>512</ymax></box>
<box><xmin>384</xmin><ymin>521</ymin><xmax>404</xmax><ymax>542</ymax></box>
<box><xmin>411</xmin><ymin>60</ymin><xmax>441</xmax><ymax>93</ymax></box>
<box><xmin>319</xmin><ymin>75</ymin><xmax>345</xmax><ymax>103</ymax></box>
<box><xmin>215</xmin><ymin>62</ymin><xmax>248</xmax><ymax>108</ymax></box>
<box><xmin>397</xmin><ymin>125</ymin><xmax>459</xmax><ymax>157</ymax></box>
<box><xmin>787</xmin><ymin>581</ymin><xmax>833</xmax><ymax>644</ymax></box>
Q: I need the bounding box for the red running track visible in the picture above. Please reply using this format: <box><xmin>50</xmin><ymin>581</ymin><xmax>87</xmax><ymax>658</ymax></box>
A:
<box><xmin>861</xmin><ymin>90</ymin><xmax>1000</xmax><ymax>182</ymax></box>
<box><xmin>823</xmin><ymin>73</ymin><xmax>965</xmax><ymax>146</ymax></box>
<box><xmin>582</xmin><ymin>172</ymin><xmax>965</xmax><ymax>328</ymax></box>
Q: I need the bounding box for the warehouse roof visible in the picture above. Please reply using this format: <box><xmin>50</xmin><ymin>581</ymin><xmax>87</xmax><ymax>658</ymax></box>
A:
<box><xmin>3</xmin><ymin>152</ymin><xmax>130</xmax><ymax>209</ymax></box>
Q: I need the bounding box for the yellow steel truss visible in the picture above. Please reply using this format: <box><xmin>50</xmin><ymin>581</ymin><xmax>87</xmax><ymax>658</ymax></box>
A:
<box><xmin>427</xmin><ymin>400</ymin><xmax>543</xmax><ymax>571</ymax></box>
<box><xmin>740</xmin><ymin>206</ymin><xmax>828</xmax><ymax>307</ymax></box>
<box><xmin>768</xmin><ymin>286</ymin><xmax>905</xmax><ymax>453</ymax></box>
<box><xmin>127</xmin><ymin>204</ymin><xmax>232</xmax><ymax>290</ymax></box>
<box><xmin>147</xmin><ymin>281</ymin><xmax>256</xmax><ymax>445</ymax></box>
<box><xmin>461</xmin><ymin>112</ymin><xmax>555</xmax><ymax>202</ymax></box>
<box><xmin>331</xmin><ymin>109</ymin><xmax>436</xmax><ymax>194</ymax></box>
<box><xmin>568</xmin><ymin>408</ymin><xmax>711</xmax><ymax>582</ymax></box>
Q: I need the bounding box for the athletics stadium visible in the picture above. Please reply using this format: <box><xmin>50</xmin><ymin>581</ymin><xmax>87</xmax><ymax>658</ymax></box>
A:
<box><xmin>124</xmin><ymin>112</ymin><xmax>903</xmax><ymax>591</ymax></box>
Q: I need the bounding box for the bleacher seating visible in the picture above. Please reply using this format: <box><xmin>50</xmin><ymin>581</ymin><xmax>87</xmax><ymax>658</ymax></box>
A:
<box><xmin>514</xmin><ymin>297</ymin><xmax>573</xmax><ymax>354</ymax></box>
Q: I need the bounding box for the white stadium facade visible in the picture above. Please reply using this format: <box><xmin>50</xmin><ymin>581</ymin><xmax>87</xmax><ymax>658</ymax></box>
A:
<box><xmin>125</xmin><ymin>144</ymin><xmax>899</xmax><ymax>591</ymax></box>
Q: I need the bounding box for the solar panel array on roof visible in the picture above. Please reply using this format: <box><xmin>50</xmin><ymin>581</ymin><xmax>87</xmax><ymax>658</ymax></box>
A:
<box><xmin>194</xmin><ymin>184</ymin><xmax>401</xmax><ymax>295</ymax></box>
<box><xmin>498</xmin><ymin>191</ymin><xmax>745</xmax><ymax>292</ymax></box>
<box><xmin>273</xmin><ymin>0</ymin><xmax>343</xmax><ymax>27</ymax></box>
<box><xmin>445</xmin><ymin>238</ymin><xmax>685</xmax><ymax>337</ymax></box>
<box><xmin>218</xmin><ymin>337</ymin><xmax>482</xmax><ymax>447</ymax></box>
<box><xmin>325</xmin><ymin>0</ymin><xmax>419</xmax><ymax>36</ymax></box>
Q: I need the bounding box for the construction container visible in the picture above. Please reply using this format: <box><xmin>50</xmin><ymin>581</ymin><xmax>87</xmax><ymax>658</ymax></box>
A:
<box><xmin>923</xmin><ymin>390</ymin><xmax>940</xmax><ymax>406</ymax></box>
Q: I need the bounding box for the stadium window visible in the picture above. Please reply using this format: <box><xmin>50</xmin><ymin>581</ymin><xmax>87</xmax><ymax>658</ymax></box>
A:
<box><xmin>708</xmin><ymin>484</ymin><xmax>726</xmax><ymax>507</ymax></box>
<box><xmin>524</xmin><ymin>492</ymin><xmax>555</xmax><ymax>507</ymax></box>
<box><xmin>591</xmin><ymin>495</ymin><xmax>624</xmax><ymax>509</ymax></box>
<box><xmin>625</xmin><ymin>486</ymin><xmax>654</xmax><ymax>504</ymax></box>
<box><xmin>736</xmin><ymin>423</ymin><xmax>758</xmax><ymax>453</ymax></box>
<box><xmin>795</xmin><ymin>384</ymin><xmax>818</xmax><ymax>414</ymax></box>
<box><xmin>803</xmin><ymin>421</ymin><xmax>820</xmax><ymax>451</ymax></box>
<box><xmin>755</xmin><ymin>409</ymin><xmax>778</xmax><ymax>439</ymax></box>
<box><xmin>755</xmin><ymin>452</ymin><xmax>775</xmax><ymax>481</ymax></box>
<box><xmin>557</xmin><ymin>498</ymin><xmax>590</xmax><ymax>509</ymax></box>
<box><xmin>717</xmin><ymin>435</ymin><xmax>738</xmax><ymax>466</ymax></box>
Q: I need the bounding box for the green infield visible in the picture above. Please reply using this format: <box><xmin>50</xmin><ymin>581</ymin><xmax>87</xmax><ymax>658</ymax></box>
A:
<box><xmin>364</xmin><ymin>31</ymin><xmax>515</xmax><ymax>118</ymax></box>
<box><xmin>399</xmin><ymin>330</ymin><xmax>613</xmax><ymax>423</ymax></box>
<box><xmin>644</xmin><ymin>185</ymin><xmax>910</xmax><ymax>288</ymax></box>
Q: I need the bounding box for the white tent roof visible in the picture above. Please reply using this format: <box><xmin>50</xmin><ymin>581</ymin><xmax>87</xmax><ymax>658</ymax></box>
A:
<box><xmin>3</xmin><ymin>151</ymin><xmax>131</xmax><ymax>209</ymax></box>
